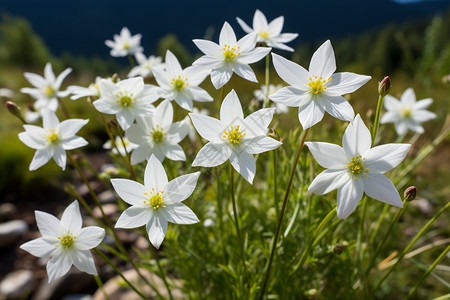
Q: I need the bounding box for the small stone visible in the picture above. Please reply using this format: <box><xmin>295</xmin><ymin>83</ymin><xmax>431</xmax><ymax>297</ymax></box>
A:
<box><xmin>0</xmin><ymin>220</ymin><xmax>27</xmax><ymax>248</ymax></box>
<box><xmin>135</xmin><ymin>236</ymin><xmax>149</xmax><ymax>250</ymax></box>
<box><xmin>93</xmin><ymin>204</ymin><xmax>118</xmax><ymax>220</ymax></box>
<box><xmin>62</xmin><ymin>294</ymin><xmax>93</xmax><ymax>300</ymax></box>
<box><xmin>98</xmin><ymin>190</ymin><xmax>116</xmax><ymax>204</ymax></box>
<box><xmin>0</xmin><ymin>203</ymin><xmax>17</xmax><ymax>222</ymax></box>
<box><xmin>0</xmin><ymin>270</ymin><xmax>34</xmax><ymax>299</ymax></box>
<box><xmin>412</xmin><ymin>198</ymin><xmax>433</xmax><ymax>215</ymax></box>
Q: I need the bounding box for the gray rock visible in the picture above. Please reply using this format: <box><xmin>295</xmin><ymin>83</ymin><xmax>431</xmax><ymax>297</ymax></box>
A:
<box><xmin>0</xmin><ymin>220</ymin><xmax>28</xmax><ymax>248</ymax></box>
<box><xmin>0</xmin><ymin>270</ymin><xmax>34</xmax><ymax>300</ymax></box>
<box><xmin>0</xmin><ymin>203</ymin><xmax>17</xmax><ymax>222</ymax></box>
<box><xmin>98</xmin><ymin>190</ymin><xmax>116</xmax><ymax>204</ymax></box>
<box><xmin>93</xmin><ymin>204</ymin><xmax>118</xmax><ymax>220</ymax></box>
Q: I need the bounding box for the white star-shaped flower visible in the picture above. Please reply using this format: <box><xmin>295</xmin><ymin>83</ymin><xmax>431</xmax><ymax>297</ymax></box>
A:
<box><xmin>105</xmin><ymin>27</ymin><xmax>143</xmax><ymax>57</ymax></box>
<box><xmin>236</xmin><ymin>9</ymin><xmax>298</xmax><ymax>52</ymax></box>
<box><xmin>254</xmin><ymin>84</ymin><xmax>289</xmax><ymax>114</ymax></box>
<box><xmin>68</xmin><ymin>77</ymin><xmax>105</xmax><ymax>100</ymax></box>
<box><xmin>270</xmin><ymin>40</ymin><xmax>371</xmax><ymax>129</ymax></box>
<box><xmin>21</xmin><ymin>62</ymin><xmax>72</xmax><ymax>111</ymax></box>
<box><xmin>103</xmin><ymin>136</ymin><xmax>138</xmax><ymax>156</ymax></box>
<box><xmin>193</xmin><ymin>22</ymin><xmax>271</xmax><ymax>89</ymax></box>
<box><xmin>18</xmin><ymin>111</ymin><xmax>89</xmax><ymax>171</ymax></box>
<box><xmin>128</xmin><ymin>53</ymin><xmax>165</xmax><ymax>78</ymax></box>
<box><xmin>93</xmin><ymin>77</ymin><xmax>159</xmax><ymax>130</ymax></box>
<box><xmin>125</xmin><ymin>100</ymin><xmax>189</xmax><ymax>164</ymax></box>
<box><xmin>380</xmin><ymin>88</ymin><xmax>436</xmax><ymax>135</ymax></box>
<box><xmin>112</xmin><ymin>155</ymin><xmax>200</xmax><ymax>249</ymax></box>
<box><xmin>152</xmin><ymin>50</ymin><xmax>213</xmax><ymax>111</ymax></box>
<box><xmin>184</xmin><ymin>107</ymin><xmax>210</xmax><ymax>143</ymax></box>
<box><xmin>190</xmin><ymin>90</ymin><xmax>282</xmax><ymax>184</ymax></box>
<box><xmin>306</xmin><ymin>114</ymin><xmax>411</xmax><ymax>219</ymax></box>
<box><xmin>20</xmin><ymin>200</ymin><xmax>105</xmax><ymax>282</ymax></box>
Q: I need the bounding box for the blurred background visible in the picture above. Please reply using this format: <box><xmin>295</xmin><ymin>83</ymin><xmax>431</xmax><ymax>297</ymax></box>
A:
<box><xmin>0</xmin><ymin>0</ymin><xmax>449</xmax><ymax>299</ymax></box>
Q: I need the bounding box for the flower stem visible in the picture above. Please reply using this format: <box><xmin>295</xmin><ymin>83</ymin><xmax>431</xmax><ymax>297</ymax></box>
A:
<box><xmin>406</xmin><ymin>243</ymin><xmax>450</xmax><ymax>299</ymax></box>
<box><xmin>215</xmin><ymin>167</ymin><xmax>227</xmax><ymax>260</ymax></box>
<box><xmin>258</xmin><ymin>128</ymin><xmax>310</xmax><ymax>300</ymax></box>
<box><xmin>149</xmin><ymin>245</ymin><xmax>174</xmax><ymax>300</ymax></box>
<box><xmin>374</xmin><ymin>200</ymin><xmax>450</xmax><ymax>291</ymax></box>
<box><xmin>371</xmin><ymin>94</ymin><xmax>385</xmax><ymax>145</ymax></box>
<box><xmin>291</xmin><ymin>207</ymin><xmax>337</xmax><ymax>273</ymax></box>
<box><xmin>93</xmin><ymin>275</ymin><xmax>110</xmax><ymax>300</ymax></box>
<box><xmin>273</xmin><ymin>149</ymin><xmax>279</xmax><ymax>220</ymax></box>
<box><xmin>94</xmin><ymin>249</ymin><xmax>147</xmax><ymax>300</ymax></box>
<box><xmin>263</xmin><ymin>54</ymin><xmax>270</xmax><ymax>109</ymax></box>
<box><xmin>127</xmin><ymin>55</ymin><xmax>136</xmax><ymax>67</ymax></box>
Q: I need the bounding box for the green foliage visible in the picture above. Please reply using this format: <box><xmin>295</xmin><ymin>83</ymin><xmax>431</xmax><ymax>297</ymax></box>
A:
<box><xmin>156</xmin><ymin>34</ymin><xmax>192</xmax><ymax>67</ymax></box>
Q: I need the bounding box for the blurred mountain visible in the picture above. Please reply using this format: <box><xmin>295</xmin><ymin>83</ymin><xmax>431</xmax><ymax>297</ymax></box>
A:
<box><xmin>0</xmin><ymin>0</ymin><xmax>449</xmax><ymax>58</ymax></box>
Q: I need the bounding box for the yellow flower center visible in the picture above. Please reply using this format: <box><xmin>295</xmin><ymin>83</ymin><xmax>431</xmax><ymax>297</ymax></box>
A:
<box><xmin>347</xmin><ymin>156</ymin><xmax>369</xmax><ymax>177</ymax></box>
<box><xmin>120</xmin><ymin>96</ymin><xmax>133</xmax><ymax>107</ymax></box>
<box><xmin>45</xmin><ymin>129</ymin><xmax>59</xmax><ymax>144</ymax></box>
<box><xmin>222</xmin><ymin>44</ymin><xmax>241</xmax><ymax>61</ymax></box>
<box><xmin>152</xmin><ymin>127</ymin><xmax>165</xmax><ymax>143</ymax></box>
<box><xmin>402</xmin><ymin>108</ymin><xmax>412</xmax><ymax>118</ymax></box>
<box><xmin>143</xmin><ymin>189</ymin><xmax>165</xmax><ymax>210</ymax></box>
<box><xmin>171</xmin><ymin>76</ymin><xmax>188</xmax><ymax>90</ymax></box>
<box><xmin>223</xmin><ymin>125</ymin><xmax>246</xmax><ymax>144</ymax></box>
<box><xmin>57</xmin><ymin>232</ymin><xmax>76</xmax><ymax>249</ymax></box>
<box><xmin>308</xmin><ymin>75</ymin><xmax>331</xmax><ymax>95</ymax></box>
<box><xmin>258</xmin><ymin>30</ymin><xmax>269</xmax><ymax>39</ymax></box>
<box><xmin>44</xmin><ymin>86</ymin><xmax>56</xmax><ymax>98</ymax></box>
<box><xmin>123</xmin><ymin>43</ymin><xmax>130</xmax><ymax>50</ymax></box>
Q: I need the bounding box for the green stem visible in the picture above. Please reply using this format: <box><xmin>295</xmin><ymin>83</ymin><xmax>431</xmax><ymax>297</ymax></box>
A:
<box><xmin>369</xmin><ymin>204</ymin><xmax>390</xmax><ymax>245</ymax></box>
<box><xmin>94</xmin><ymin>275</ymin><xmax>110</xmax><ymax>300</ymax></box>
<box><xmin>127</xmin><ymin>54</ymin><xmax>136</xmax><ymax>67</ymax></box>
<box><xmin>118</xmin><ymin>133</ymin><xmax>137</xmax><ymax>179</ymax></box>
<box><xmin>365</xmin><ymin>199</ymin><xmax>408</xmax><ymax>278</ymax></box>
<box><xmin>405</xmin><ymin>243</ymin><xmax>450</xmax><ymax>299</ymax></box>
<box><xmin>149</xmin><ymin>245</ymin><xmax>174</xmax><ymax>300</ymax></box>
<box><xmin>374</xmin><ymin>200</ymin><xmax>450</xmax><ymax>291</ymax></box>
<box><xmin>94</xmin><ymin>249</ymin><xmax>147</xmax><ymax>300</ymax></box>
<box><xmin>273</xmin><ymin>149</ymin><xmax>279</xmax><ymax>220</ymax></box>
<box><xmin>258</xmin><ymin>128</ymin><xmax>310</xmax><ymax>300</ymax></box>
<box><xmin>292</xmin><ymin>207</ymin><xmax>337</xmax><ymax>273</ymax></box>
<box><xmin>58</xmin><ymin>98</ymin><xmax>71</xmax><ymax>119</ymax></box>
<box><xmin>371</xmin><ymin>94</ymin><xmax>385</xmax><ymax>145</ymax></box>
<box><xmin>263</xmin><ymin>54</ymin><xmax>270</xmax><ymax>109</ymax></box>
<box><xmin>215</xmin><ymin>167</ymin><xmax>227</xmax><ymax>260</ymax></box>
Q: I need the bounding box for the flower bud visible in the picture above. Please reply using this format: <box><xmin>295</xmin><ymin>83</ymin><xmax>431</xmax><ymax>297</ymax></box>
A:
<box><xmin>404</xmin><ymin>186</ymin><xmax>416</xmax><ymax>202</ymax></box>
<box><xmin>333</xmin><ymin>243</ymin><xmax>346</xmax><ymax>255</ymax></box>
<box><xmin>378</xmin><ymin>76</ymin><xmax>391</xmax><ymax>97</ymax></box>
<box><xmin>111</xmin><ymin>73</ymin><xmax>119</xmax><ymax>83</ymax></box>
<box><xmin>268</xmin><ymin>128</ymin><xmax>280</xmax><ymax>141</ymax></box>
<box><xmin>6</xmin><ymin>101</ymin><xmax>26</xmax><ymax>124</ymax></box>
<box><xmin>108</xmin><ymin>119</ymin><xmax>122</xmax><ymax>136</ymax></box>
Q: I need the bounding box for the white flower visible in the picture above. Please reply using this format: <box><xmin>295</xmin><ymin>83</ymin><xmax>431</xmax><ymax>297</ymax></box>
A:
<box><xmin>380</xmin><ymin>88</ymin><xmax>436</xmax><ymax>135</ymax></box>
<box><xmin>152</xmin><ymin>50</ymin><xmax>213</xmax><ymax>111</ymax></box>
<box><xmin>128</xmin><ymin>53</ymin><xmax>165</xmax><ymax>78</ymax></box>
<box><xmin>193</xmin><ymin>22</ymin><xmax>271</xmax><ymax>89</ymax></box>
<box><xmin>270</xmin><ymin>40</ymin><xmax>371</xmax><ymax>129</ymax></box>
<box><xmin>254</xmin><ymin>84</ymin><xmax>289</xmax><ymax>114</ymax></box>
<box><xmin>20</xmin><ymin>62</ymin><xmax>72</xmax><ymax>111</ymax></box>
<box><xmin>20</xmin><ymin>201</ymin><xmax>105</xmax><ymax>282</ymax></box>
<box><xmin>18</xmin><ymin>111</ymin><xmax>89</xmax><ymax>171</ymax></box>
<box><xmin>112</xmin><ymin>155</ymin><xmax>200</xmax><ymax>249</ymax></box>
<box><xmin>0</xmin><ymin>88</ymin><xmax>14</xmax><ymax>98</ymax></box>
<box><xmin>190</xmin><ymin>90</ymin><xmax>282</xmax><ymax>184</ymax></box>
<box><xmin>68</xmin><ymin>77</ymin><xmax>105</xmax><ymax>100</ymax></box>
<box><xmin>125</xmin><ymin>100</ymin><xmax>189</xmax><ymax>164</ymax></box>
<box><xmin>103</xmin><ymin>136</ymin><xmax>138</xmax><ymax>156</ymax></box>
<box><xmin>306</xmin><ymin>114</ymin><xmax>411</xmax><ymax>219</ymax></box>
<box><xmin>236</xmin><ymin>9</ymin><xmax>298</xmax><ymax>52</ymax></box>
<box><xmin>184</xmin><ymin>107</ymin><xmax>210</xmax><ymax>142</ymax></box>
<box><xmin>93</xmin><ymin>77</ymin><xmax>159</xmax><ymax>130</ymax></box>
<box><xmin>105</xmin><ymin>27</ymin><xmax>143</xmax><ymax>57</ymax></box>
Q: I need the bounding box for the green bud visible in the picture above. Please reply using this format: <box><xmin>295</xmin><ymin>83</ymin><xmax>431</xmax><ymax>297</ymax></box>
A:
<box><xmin>268</xmin><ymin>128</ymin><xmax>280</xmax><ymax>141</ymax></box>
<box><xmin>404</xmin><ymin>186</ymin><xmax>416</xmax><ymax>202</ymax></box>
<box><xmin>6</xmin><ymin>101</ymin><xmax>26</xmax><ymax>124</ymax></box>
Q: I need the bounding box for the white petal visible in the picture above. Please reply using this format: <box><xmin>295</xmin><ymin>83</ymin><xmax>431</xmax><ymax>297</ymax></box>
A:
<box><xmin>253</xmin><ymin>9</ymin><xmax>268</xmax><ymax>30</ymax></box>
<box><xmin>235</xmin><ymin>17</ymin><xmax>253</xmax><ymax>33</ymax></box>
<box><xmin>211</xmin><ymin>68</ymin><xmax>232</xmax><ymax>89</ymax></box>
<box><xmin>237</xmin><ymin>47</ymin><xmax>271</xmax><ymax>64</ymax></box>
<box><xmin>72</xmin><ymin>250</ymin><xmax>97</xmax><ymax>275</ymax></box>
<box><xmin>18</xmin><ymin>131</ymin><xmax>44</xmax><ymax>149</ymax></box>
<box><xmin>52</xmin><ymin>147</ymin><xmax>67</xmax><ymax>170</ymax></box>
<box><xmin>219</xmin><ymin>22</ymin><xmax>237</xmax><ymax>46</ymax></box>
<box><xmin>243</xmin><ymin>108</ymin><xmax>275</xmax><ymax>137</ymax></box>
<box><xmin>414</xmin><ymin>98</ymin><xmax>433</xmax><ymax>110</ymax></box>
<box><xmin>29</xmin><ymin>148</ymin><xmax>52</xmax><ymax>171</ymax></box>
<box><xmin>76</xmin><ymin>226</ymin><xmax>105</xmax><ymax>250</ymax></box>
<box><xmin>20</xmin><ymin>238</ymin><xmax>54</xmax><ymax>258</ymax></box>
<box><xmin>55</xmin><ymin>68</ymin><xmax>72</xmax><ymax>89</ymax></box>
<box><xmin>60</xmin><ymin>201</ymin><xmax>82</xmax><ymax>232</ymax></box>
<box><xmin>130</xmin><ymin>145</ymin><xmax>151</xmax><ymax>165</ymax></box>
<box><xmin>163</xmin><ymin>204</ymin><xmax>199</xmax><ymax>224</ymax></box>
<box><xmin>146</xmin><ymin>214</ymin><xmax>168</xmax><ymax>249</ymax></box>
<box><xmin>268</xmin><ymin>15</ymin><xmax>284</xmax><ymax>36</ymax></box>
<box><xmin>192</xmin><ymin>142</ymin><xmax>231</xmax><ymax>167</ymax></box>
<box><xmin>363</xmin><ymin>173</ymin><xmax>403</xmax><ymax>207</ymax></box>
<box><xmin>384</xmin><ymin>95</ymin><xmax>401</xmax><ymax>111</ymax></box>
<box><xmin>165</xmin><ymin>50</ymin><xmax>182</xmax><ymax>77</ymax></box>
<box><xmin>154</xmin><ymin>100</ymin><xmax>173</xmax><ymax>131</ymax></box>
<box><xmin>305</xmin><ymin>142</ymin><xmax>348</xmax><ymax>168</ymax></box>
<box><xmin>298</xmin><ymin>100</ymin><xmax>325</xmax><ymax>129</ymax></box>
<box><xmin>166</xmin><ymin>120</ymin><xmax>189</xmax><ymax>144</ymax></box>
<box><xmin>380</xmin><ymin>111</ymin><xmax>399</xmax><ymax>124</ymax></box>
<box><xmin>145</xmin><ymin>155</ymin><xmax>168</xmax><ymax>190</ymax></box>
<box><xmin>126</xmin><ymin>123</ymin><xmax>149</xmax><ymax>144</ymax></box>
<box><xmin>115</xmin><ymin>206</ymin><xmax>152</xmax><ymax>229</ymax></box>
<box><xmin>321</xmin><ymin>95</ymin><xmax>355</xmax><ymax>122</ymax></box>
<box><xmin>326</xmin><ymin>72</ymin><xmax>371</xmax><ymax>95</ymax></box>
<box><xmin>116</xmin><ymin>109</ymin><xmax>135</xmax><ymax>130</ymax></box>
<box><xmin>220</xmin><ymin>90</ymin><xmax>244</xmax><ymax>126</ymax></box>
<box><xmin>336</xmin><ymin>178</ymin><xmax>364</xmax><ymax>220</ymax></box>
<box><xmin>44</xmin><ymin>63</ymin><xmax>56</xmax><ymax>83</ymax></box>
<box><xmin>309</xmin><ymin>40</ymin><xmax>336</xmax><ymax>78</ymax></box>
<box><xmin>192</xmin><ymin>39</ymin><xmax>221</xmax><ymax>56</ymax></box>
<box><xmin>271</xmin><ymin>53</ymin><xmax>310</xmax><ymax>88</ymax></box>
<box><xmin>47</xmin><ymin>250</ymin><xmax>72</xmax><ymax>283</ymax></box>
<box><xmin>164</xmin><ymin>144</ymin><xmax>186</xmax><ymax>161</ymax></box>
<box><xmin>309</xmin><ymin>169</ymin><xmax>350</xmax><ymax>195</ymax></box>
<box><xmin>243</xmin><ymin>136</ymin><xmax>281</xmax><ymax>154</ymax></box>
<box><xmin>364</xmin><ymin>143</ymin><xmax>410</xmax><ymax>173</ymax></box>
<box><xmin>413</xmin><ymin>110</ymin><xmax>436</xmax><ymax>122</ymax></box>
<box><xmin>164</xmin><ymin>172</ymin><xmax>200</xmax><ymax>204</ymax></box>
<box><xmin>342</xmin><ymin>114</ymin><xmax>371</xmax><ymax>157</ymax></box>
<box><xmin>400</xmin><ymin>88</ymin><xmax>416</xmax><ymax>105</ymax></box>
<box><xmin>229</xmin><ymin>151</ymin><xmax>256</xmax><ymax>184</ymax></box>
<box><xmin>187</xmin><ymin>86</ymin><xmax>213</xmax><ymax>102</ymax></box>
<box><xmin>233</xmin><ymin>63</ymin><xmax>257</xmax><ymax>82</ymax></box>
<box><xmin>269</xmin><ymin>87</ymin><xmax>312</xmax><ymax>107</ymax></box>
<box><xmin>62</xmin><ymin>136</ymin><xmax>88</xmax><ymax>150</ymax></box>
<box><xmin>93</xmin><ymin>99</ymin><xmax>121</xmax><ymax>114</ymax></box>
<box><xmin>111</xmin><ymin>179</ymin><xmax>148</xmax><ymax>206</ymax></box>
<box><xmin>43</xmin><ymin>110</ymin><xmax>60</xmax><ymax>129</ymax></box>
<box><xmin>58</xmin><ymin>119</ymin><xmax>89</xmax><ymax>139</ymax></box>
<box><xmin>24</xmin><ymin>72</ymin><xmax>46</xmax><ymax>88</ymax></box>
<box><xmin>35</xmin><ymin>211</ymin><xmax>61</xmax><ymax>237</ymax></box>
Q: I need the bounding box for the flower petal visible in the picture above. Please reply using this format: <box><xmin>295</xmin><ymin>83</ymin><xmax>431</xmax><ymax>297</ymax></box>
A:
<box><xmin>229</xmin><ymin>151</ymin><xmax>256</xmax><ymax>184</ymax></box>
<box><xmin>163</xmin><ymin>203</ymin><xmax>199</xmax><ymax>224</ymax></box>
<box><xmin>336</xmin><ymin>178</ymin><xmax>364</xmax><ymax>219</ymax></box>
<box><xmin>111</xmin><ymin>178</ymin><xmax>147</xmax><ymax>206</ymax></box>
<box><xmin>211</xmin><ymin>67</ymin><xmax>232</xmax><ymax>89</ymax></box>
<box><xmin>146</xmin><ymin>214</ymin><xmax>168</xmax><ymax>249</ymax></box>
<box><xmin>46</xmin><ymin>249</ymin><xmax>72</xmax><ymax>283</ymax></box>
<box><xmin>220</xmin><ymin>90</ymin><xmax>244</xmax><ymax>126</ymax></box>
<box><xmin>363</xmin><ymin>173</ymin><xmax>403</xmax><ymax>207</ymax></box>
<box><xmin>271</xmin><ymin>53</ymin><xmax>310</xmax><ymax>88</ymax></box>
<box><xmin>309</xmin><ymin>168</ymin><xmax>350</xmax><ymax>195</ymax></box>
<box><xmin>192</xmin><ymin>142</ymin><xmax>231</xmax><ymax>167</ymax></box>
<box><xmin>144</xmin><ymin>155</ymin><xmax>168</xmax><ymax>190</ymax></box>
<box><xmin>219</xmin><ymin>22</ymin><xmax>237</xmax><ymax>46</ymax></box>
<box><xmin>269</xmin><ymin>87</ymin><xmax>312</xmax><ymax>107</ymax></box>
<box><xmin>192</xmin><ymin>39</ymin><xmax>221</xmax><ymax>56</ymax></box>
<box><xmin>72</xmin><ymin>250</ymin><xmax>97</xmax><ymax>275</ymax></box>
<box><xmin>243</xmin><ymin>136</ymin><xmax>282</xmax><ymax>154</ymax></box>
<box><xmin>29</xmin><ymin>149</ymin><xmax>52</xmax><ymax>171</ymax></box>
<box><xmin>309</xmin><ymin>40</ymin><xmax>336</xmax><ymax>78</ymax></box>
<box><xmin>115</xmin><ymin>206</ymin><xmax>152</xmax><ymax>229</ymax></box>
<box><xmin>305</xmin><ymin>142</ymin><xmax>348</xmax><ymax>168</ymax></box>
<box><xmin>76</xmin><ymin>226</ymin><xmax>105</xmax><ymax>250</ymax></box>
<box><xmin>342</xmin><ymin>114</ymin><xmax>371</xmax><ymax>157</ymax></box>
<box><xmin>321</xmin><ymin>95</ymin><xmax>355</xmax><ymax>122</ymax></box>
<box><xmin>233</xmin><ymin>63</ymin><xmax>257</xmax><ymax>82</ymax></box>
<box><xmin>60</xmin><ymin>201</ymin><xmax>82</xmax><ymax>232</ymax></box>
<box><xmin>20</xmin><ymin>237</ymin><xmax>54</xmax><ymax>258</ymax></box>
<box><xmin>298</xmin><ymin>100</ymin><xmax>325</xmax><ymax>129</ymax></box>
<box><xmin>326</xmin><ymin>72</ymin><xmax>371</xmax><ymax>95</ymax></box>
<box><xmin>164</xmin><ymin>172</ymin><xmax>200</xmax><ymax>204</ymax></box>
<box><xmin>364</xmin><ymin>143</ymin><xmax>410</xmax><ymax>173</ymax></box>
<box><xmin>154</xmin><ymin>100</ymin><xmax>173</xmax><ymax>131</ymax></box>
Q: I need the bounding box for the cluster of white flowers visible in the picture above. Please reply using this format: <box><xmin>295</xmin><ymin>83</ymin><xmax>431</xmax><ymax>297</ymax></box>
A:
<box><xmin>15</xmin><ymin>9</ymin><xmax>438</xmax><ymax>284</ymax></box>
